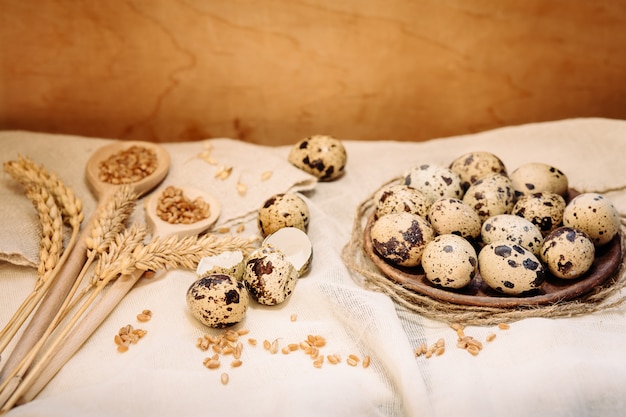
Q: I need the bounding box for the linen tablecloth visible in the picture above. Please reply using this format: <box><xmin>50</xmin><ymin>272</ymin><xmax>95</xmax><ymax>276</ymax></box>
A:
<box><xmin>1</xmin><ymin>118</ymin><xmax>626</xmax><ymax>417</ymax></box>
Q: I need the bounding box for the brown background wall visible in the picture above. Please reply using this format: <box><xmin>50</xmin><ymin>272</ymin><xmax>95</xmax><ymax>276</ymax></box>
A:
<box><xmin>1</xmin><ymin>0</ymin><xmax>625</xmax><ymax>146</ymax></box>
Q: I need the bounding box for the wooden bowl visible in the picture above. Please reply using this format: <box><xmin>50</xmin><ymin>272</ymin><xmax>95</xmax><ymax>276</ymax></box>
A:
<box><xmin>363</xmin><ymin>212</ymin><xmax>622</xmax><ymax>308</ymax></box>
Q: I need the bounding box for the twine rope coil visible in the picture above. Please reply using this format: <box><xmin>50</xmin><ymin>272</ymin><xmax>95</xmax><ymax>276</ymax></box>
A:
<box><xmin>341</xmin><ymin>179</ymin><xmax>626</xmax><ymax>327</ymax></box>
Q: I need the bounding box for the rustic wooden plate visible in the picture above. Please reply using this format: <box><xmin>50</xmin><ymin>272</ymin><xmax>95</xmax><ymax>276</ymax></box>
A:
<box><xmin>363</xmin><ymin>212</ymin><xmax>622</xmax><ymax>308</ymax></box>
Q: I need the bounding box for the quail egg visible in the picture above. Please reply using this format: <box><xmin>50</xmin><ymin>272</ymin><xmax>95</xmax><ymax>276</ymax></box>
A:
<box><xmin>421</xmin><ymin>234</ymin><xmax>477</xmax><ymax>289</ymax></box>
<box><xmin>509</xmin><ymin>162</ymin><xmax>569</xmax><ymax>198</ymax></box>
<box><xmin>243</xmin><ymin>245</ymin><xmax>298</xmax><ymax>305</ymax></box>
<box><xmin>186</xmin><ymin>274</ymin><xmax>249</xmax><ymax>328</ymax></box>
<box><xmin>478</xmin><ymin>241</ymin><xmax>546</xmax><ymax>295</ymax></box>
<box><xmin>462</xmin><ymin>173</ymin><xmax>516</xmax><ymax>222</ymax></box>
<box><xmin>403</xmin><ymin>164</ymin><xmax>464</xmax><ymax>203</ymax></box>
<box><xmin>288</xmin><ymin>135</ymin><xmax>347</xmax><ymax>181</ymax></box>
<box><xmin>481</xmin><ymin>214</ymin><xmax>544</xmax><ymax>255</ymax></box>
<box><xmin>258</xmin><ymin>193</ymin><xmax>310</xmax><ymax>237</ymax></box>
<box><xmin>449</xmin><ymin>151</ymin><xmax>508</xmax><ymax>191</ymax></box>
<box><xmin>427</xmin><ymin>198</ymin><xmax>482</xmax><ymax>240</ymax></box>
<box><xmin>374</xmin><ymin>183</ymin><xmax>431</xmax><ymax>219</ymax></box>
<box><xmin>540</xmin><ymin>227</ymin><xmax>595</xmax><ymax>279</ymax></box>
<box><xmin>562</xmin><ymin>193</ymin><xmax>621</xmax><ymax>246</ymax></box>
<box><xmin>370</xmin><ymin>212</ymin><xmax>435</xmax><ymax>267</ymax></box>
<box><xmin>512</xmin><ymin>192</ymin><xmax>566</xmax><ymax>236</ymax></box>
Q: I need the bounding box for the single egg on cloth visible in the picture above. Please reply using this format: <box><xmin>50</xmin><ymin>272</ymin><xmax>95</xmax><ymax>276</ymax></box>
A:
<box><xmin>462</xmin><ymin>173</ymin><xmax>515</xmax><ymax>222</ymax></box>
<box><xmin>449</xmin><ymin>151</ymin><xmax>508</xmax><ymax>191</ymax></box>
<box><xmin>370</xmin><ymin>212</ymin><xmax>435</xmax><ymax>267</ymax></box>
<box><xmin>427</xmin><ymin>198</ymin><xmax>482</xmax><ymax>240</ymax></box>
<box><xmin>243</xmin><ymin>245</ymin><xmax>298</xmax><ymax>305</ymax></box>
<box><xmin>186</xmin><ymin>274</ymin><xmax>249</xmax><ymax>328</ymax></box>
<box><xmin>512</xmin><ymin>192</ymin><xmax>566</xmax><ymax>237</ymax></box>
<box><xmin>196</xmin><ymin>250</ymin><xmax>245</xmax><ymax>280</ymax></box>
<box><xmin>421</xmin><ymin>234</ymin><xmax>477</xmax><ymax>289</ymax></box>
<box><xmin>478</xmin><ymin>241</ymin><xmax>546</xmax><ymax>295</ymax></box>
<box><xmin>562</xmin><ymin>193</ymin><xmax>621</xmax><ymax>246</ymax></box>
<box><xmin>509</xmin><ymin>162</ymin><xmax>569</xmax><ymax>198</ymax></box>
<box><xmin>540</xmin><ymin>227</ymin><xmax>595</xmax><ymax>279</ymax></box>
<box><xmin>403</xmin><ymin>164</ymin><xmax>464</xmax><ymax>203</ymax></box>
<box><xmin>258</xmin><ymin>192</ymin><xmax>310</xmax><ymax>237</ymax></box>
<box><xmin>288</xmin><ymin>134</ymin><xmax>347</xmax><ymax>181</ymax></box>
<box><xmin>374</xmin><ymin>183</ymin><xmax>431</xmax><ymax>219</ymax></box>
<box><xmin>481</xmin><ymin>214</ymin><xmax>544</xmax><ymax>255</ymax></box>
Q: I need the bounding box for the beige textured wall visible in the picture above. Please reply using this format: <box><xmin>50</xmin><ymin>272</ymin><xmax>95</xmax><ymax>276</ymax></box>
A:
<box><xmin>1</xmin><ymin>1</ymin><xmax>625</xmax><ymax>145</ymax></box>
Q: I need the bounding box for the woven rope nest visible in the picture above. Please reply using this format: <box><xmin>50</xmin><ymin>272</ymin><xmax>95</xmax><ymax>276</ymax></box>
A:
<box><xmin>341</xmin><ymin>183</ymin><xmax>626</xmax><ymax>327</ymax></box>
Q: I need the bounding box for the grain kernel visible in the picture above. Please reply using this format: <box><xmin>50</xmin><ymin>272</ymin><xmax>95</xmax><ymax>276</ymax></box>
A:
<box><xmin>362</xmin><ymin>356</ymin><xmax>371</xmax><ymax>368</ymax></box>
<box><xmin>221</xmin><ymin>372</ymin><xmax>229</xmax><ymax>385</ymax></box>
<box><xmin>486</xmin><ymin>333</ymin><xmax>496</xmax><ymax>342</ymax></box>
<box><xmin>498</xmin><ymin>323</ymin><xmax>510</xmax><ymax>330</ymax></box>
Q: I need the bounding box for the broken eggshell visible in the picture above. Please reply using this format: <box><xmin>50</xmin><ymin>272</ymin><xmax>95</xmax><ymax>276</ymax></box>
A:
<box><xmin>262</xmin><ymin>227</ymin><xmax>313</xmax><ymax>277</ymax></box>
<box><xmin>186</xmin><ymin>274</ymin><xmax>249</xmax><ymax>328</ymax></box>
<box><xmin>196</xmin><ymin>250</ymin><xmax>245</xmax><ymax>280</ymax></box>
<box><xmin>288</xmin><ymin>134</ymin><xmax>347</xmax><ymax>181</ymax></box>
<box><xmin>243</xmin><ymin>245</ymin><xmax>299</xmax><ymax>306</ymax></box>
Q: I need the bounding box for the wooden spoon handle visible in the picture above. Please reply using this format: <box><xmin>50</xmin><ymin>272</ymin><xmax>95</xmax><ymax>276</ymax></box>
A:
<box><xmin>21</xmin><ymin>269</ymin><xmax>145</xmax><ymax>402</ymax></box>
<box><xmin>0</xmin><ymin>215</ymin><xmax>93</xmax><ymax>385</ymax></box>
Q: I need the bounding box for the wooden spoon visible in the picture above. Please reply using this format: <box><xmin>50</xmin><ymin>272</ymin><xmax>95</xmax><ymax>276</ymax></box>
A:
<box><xmin>0</xmin><ymin>141</ymin><xmax>170</xmax><ymax>397</ymax></box>
<box><xmin>84</xmin><ymin>140</ymin><xmax>170</xmax><ymax>201</ymax></box>
<box><xmin>19</xmin><ymin>186</ymin><xmax>221</xmax><ymax>402</ymax></box>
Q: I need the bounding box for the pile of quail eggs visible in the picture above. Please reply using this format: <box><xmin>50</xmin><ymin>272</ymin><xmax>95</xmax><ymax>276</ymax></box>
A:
<box><xmin>369</xmin><ymin>151</ymin><xmax>621</xmax><ymax>296</ymax></box>
<box><xmin>186</xmin><ymin>192</ymin><xmax>314</xmax><ymax>328</ymax></box>
<box><xmin>186</xmin><ymin>133</ymin><xmax>351</xmax><ymax>329</ymax></box>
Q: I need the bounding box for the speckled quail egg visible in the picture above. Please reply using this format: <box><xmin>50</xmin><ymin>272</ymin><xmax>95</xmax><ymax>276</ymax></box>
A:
<box><xmin>427</xmin><ymin>198</ymin><xmax>482</xmax><ymax>240</ymax></box>
<box><xmin>509</xmin><ymin>162</ymin><xmax>569</xmax><ymax>198</ymax></box>
<box><xmin>512</xmin><ymin>192</ymin><xmax>566</xmax><ymax>237</ymax></box>
<box><xmin>196</xmin><ymin>250</ymin><xmax>245</xmax><ymax>280</ymax></box>
<box><xmin>243</xmin><ymin>245</ymin><xmax>298</xmax><ymax>305</ymax></box>
<box><xmin>403</xmin><ymin>164</ymin><xmax>464</xmax><ymax>203</ymax></box>
<box><xmin>370</xmin><ymin>212</ymin><xmax>435</xmax><ymax>267</ymax></box>
<box><xmin>374</xmin><ymin>183</ymin><xmax>431</xmax><ymax>219</ymax></box>
<box><xmin>258</xmin><ymin>193</ymin><xmax>310</xmax><ymax>237</ymax></box>
<box><xmin>478</xmin><ymin>241</ymin><xmax>546</xmax><ymax>295</ymax></box>
<box><xmin>421</xmin><ymin>234</ymin><xmax>477</xmax><ymax>289</ymax></box>
<box><xmin>449</xmin><ymin>151</ymin><xmax>508</xmax><ymax>191</ymax></box>
<box><xmin>462</xmin><ymin>173</ymin><xmax>516</xmax><ymax>222</ymax></box>
<box><xmin>481</xmin><ymin>214</ymin><xmax>544</xmax><ymax>255</ymax></box>
<box><xmin>540</xmin><ymin>227</ymin><xmax>595</xmax><ymax>279</ymax></box>
<box><xmin>288</xmin><ymin>135</ymin><xmax>347</xmax><ymax>181</ymax></box>
<box><xmin>186</xmin><ymin>274</ymin><xmax>249</xmax><ymax>328</ymax></box>
<box><xmin>562</xmin><ymin>193</ymin><xmax>621</xmax><ymax>246</ymax></box>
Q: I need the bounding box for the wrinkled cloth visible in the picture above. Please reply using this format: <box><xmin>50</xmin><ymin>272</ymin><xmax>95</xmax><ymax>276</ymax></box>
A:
<box><xmin>2</xmin><ymin>118</ymin><xmax>626</xmax><ymax>417</ymax></box>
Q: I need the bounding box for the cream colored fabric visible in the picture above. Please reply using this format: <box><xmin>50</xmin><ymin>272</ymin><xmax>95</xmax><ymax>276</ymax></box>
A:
<box><xmin>2</xmin><ymin>118</ymin><xmax>626</xmax><ymax>417</ymax></box>
<box><xmin>0</xmin><ymin>133</ymin><xmax>317</xmax><ymax>268</ymax></box>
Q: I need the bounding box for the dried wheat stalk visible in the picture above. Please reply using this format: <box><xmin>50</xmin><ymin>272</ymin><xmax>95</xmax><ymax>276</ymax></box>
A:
<box><xmin>0</xmin><ymin>157</ymin><xmax>83</xmax><ymax>357</ymax></box>
<box><xmin>58</xmin><ymin>185</ymin><xmax>138</xmax><ymax>317</ymax></box>
<box><xmin>1</xmin><ymin>227</ymin><xmax>258</xmax><ymax>412</ymax></box>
